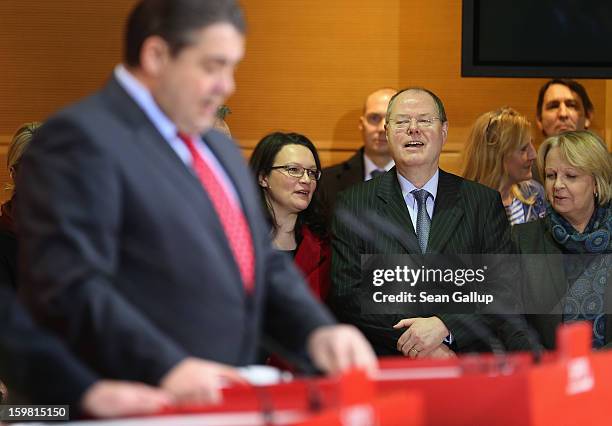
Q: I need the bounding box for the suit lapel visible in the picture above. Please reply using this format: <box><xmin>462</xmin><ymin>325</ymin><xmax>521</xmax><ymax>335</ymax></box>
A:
<box><xmin>102</xmin><ymin>77</ymin><xmax>246</xmax><ymax>295</ymax></box>
<box><xmin>344</xmin><ymin>149</ymin><xmax>366</xmax><ymax>182</ymax></box>
<box><xmin>200</xmin><ymin>131</ymin><xmax>268</xmax><ymax>296</ymax></box>
<box><xmin>103</xmin><ymin>77</ymin><xmax>221</xmax><ymax>210</ymax></box>
<box><xmin>428</xmin><ymin>170</ymin><xmax>464</xmax><ymax>253</ymax></box>
<box><xmin>200</xmin><ymin>131</ymin><xmax>260</xmax><ymax>229</ymax></box>
<box><xmin>375</xmin><ymin>170</ymin><xmax>419</xmax><ymax>252</ymax></box>
<box><xmin>137</xmin><ymin>125</ymin><xmax>208</xmax><ymax>199</ymax></box>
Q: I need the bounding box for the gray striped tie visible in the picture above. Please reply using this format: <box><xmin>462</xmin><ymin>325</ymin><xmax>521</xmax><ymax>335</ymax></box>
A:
<box><xmin>411</xmin><ymin>189</ymin><xmax>431</xmax><ymax>253</ymax></box>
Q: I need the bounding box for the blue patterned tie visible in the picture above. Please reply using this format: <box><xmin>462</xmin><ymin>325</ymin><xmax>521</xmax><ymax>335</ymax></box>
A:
<box><xmin>411</xmin><ymin>189</ymin><xmax>431</xmax><ymax>253</ymax></box>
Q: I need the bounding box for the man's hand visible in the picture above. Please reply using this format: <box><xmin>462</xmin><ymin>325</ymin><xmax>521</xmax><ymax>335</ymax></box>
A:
<box><xmin>418</xmin><ymin>344</ymin><xmax>457</xmax><ymax>359</ymax></box>
<box><xmin>81</xmin><ymin>380</ymin><xmax>171</xmax><ymax>418</ymax></box>
<box><xmin>160</xmin><ymin>357</ymin><xmax>245</xmax><ymax>405</ymax></box>
<box><xmin>394</xmin><ymin>316</ymin><xmax>449</xmax><ymax>358</ymax></box>
<box><xmin>307</xmin><ymin>325</ymin><xmax>377</xmax><ymax>375</ymax></box>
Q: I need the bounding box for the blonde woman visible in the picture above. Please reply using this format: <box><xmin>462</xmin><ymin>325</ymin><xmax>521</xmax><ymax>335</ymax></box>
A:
<box><xmin>0</xmin><ymin>122</ymin><xmax>41</xmax><ymax>289</ymax></box>
<box><xmin>513</xmin><ymin>131</ymin><xmax>612</xmax><ymax>349</ymax></box>
<box><xmin>463</xmin><ymin>107</ymin><xmax>546</xmax><ymax>225</ymax></box>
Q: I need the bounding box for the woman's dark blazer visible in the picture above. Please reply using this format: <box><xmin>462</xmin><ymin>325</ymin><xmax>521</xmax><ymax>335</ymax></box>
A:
<box><xmin>512</xmin><ymin>217</ymin><xmax>612</xmax><ymax>349</ymax></box>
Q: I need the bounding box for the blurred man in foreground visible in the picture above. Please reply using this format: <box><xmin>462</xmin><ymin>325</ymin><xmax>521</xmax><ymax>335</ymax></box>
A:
<box><xmin>17</xmin><ymin>0</ymin><xmax>376</xmax><ymax>406</ymax></box>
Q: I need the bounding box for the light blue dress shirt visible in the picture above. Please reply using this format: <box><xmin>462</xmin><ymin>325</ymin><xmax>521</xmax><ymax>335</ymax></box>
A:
<box><xmin>396</xmin><ymin>170</ymin><xmax>439</xmax><ymax>232</ymax></box>
<box><xmin>396</xmin><ymin>169</ymin><xmax>452</xmax><ymax>344</ymax></box>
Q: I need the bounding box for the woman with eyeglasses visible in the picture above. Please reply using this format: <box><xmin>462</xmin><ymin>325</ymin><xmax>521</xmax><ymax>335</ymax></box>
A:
<box><xmin>463</xmin><ymin>107</ymin><xmax>546</xmax><ymax>225</ymax></box>
<box><xmin>249</xmin><ymin>132</ymin><xmax>330</xmax><ymax>300</ymax></box>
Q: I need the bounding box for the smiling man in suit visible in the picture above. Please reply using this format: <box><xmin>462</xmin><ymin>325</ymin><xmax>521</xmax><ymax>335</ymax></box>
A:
<box><xmin>330</xmin><ymin>87</ymin><xmax>529</xmax><ymax>358</ymax></box>
<box><xmin>16</xmin><ymin>0</ymin><xmax>375</xmax><ymax>405</ymax></box>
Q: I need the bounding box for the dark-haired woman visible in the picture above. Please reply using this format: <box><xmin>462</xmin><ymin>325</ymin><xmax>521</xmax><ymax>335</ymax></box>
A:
<box><xmin>249</xmin><ymin>132</ymin><xmax>330</xmax><ymax>300</ymax></box>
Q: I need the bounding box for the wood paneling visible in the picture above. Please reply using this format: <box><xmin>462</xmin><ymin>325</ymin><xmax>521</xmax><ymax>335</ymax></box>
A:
<box><xmin>0</xmin><ymin>1</ymin><xmax>137</xmax><ymax>131</ymax></box>
<box><xmin>229</xmin><ymin>0</ymin><xmax>401</xmax><ymax>153</ymax></box>
<box><xmin>229</xmin><ymin>0</ymin><xmax>608</xmax><ymax>173</ymax></box>
<box><xmin>0</xmin><ymin>0</ymin><xmax>609</xmax><ymax>191</ymax></box>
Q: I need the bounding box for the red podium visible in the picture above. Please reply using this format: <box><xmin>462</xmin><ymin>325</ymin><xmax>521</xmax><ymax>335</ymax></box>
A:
<box><xmin>158</xmin><ymin>370</ymin><xmax>423</xmax><ymax>426</ymax></box>
<box><xmin>375</xmin><ymin>322</ymin><xmax>612</xmax><ymax>426</ymax></box>
<box><xmin>154</xmin><ymin>323</ymin><xmax>610</xmax><ymax>426</ymax></box>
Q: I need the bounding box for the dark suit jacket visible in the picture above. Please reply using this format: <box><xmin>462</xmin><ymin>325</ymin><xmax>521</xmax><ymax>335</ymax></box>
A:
<box><xmin>512</xmin><ymin>218</ymin><xmax>612</xmax><ymax>349</ymax></box>
<box><xmin>0</xmin><ymin>205</ymin><xmax>95</xmax><ymax>410</ymax></box>
<box><xmin>320</xmin><ymin>149</ymin><xmax>365</xmax><ymax>210</ymax></box>
<box><xmin>330</xmin><ymin>168</ymin><xmax>530</xmax><ymax>355</ymax></box>
<box><xmin>0</xmin><ymin>285</ymin><xmax>97</xmax><ymax>409</ymax></box>
<box><xmin>0</xmin><ymin>230</ymin><xmax>16</xmax><ymax>290</ymax></box>
<box><xmin>17</xmin><ymin>76</ymin><xmax>334</xmax><ymax>385</ymax></box>
<box><xmin>0</xmin><ymin>201</ymin><xmax>17</xmax><ymax>290</ymax></box>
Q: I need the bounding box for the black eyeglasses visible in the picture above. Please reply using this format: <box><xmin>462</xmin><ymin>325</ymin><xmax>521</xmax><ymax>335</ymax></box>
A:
<box><xmin>387</xmin><ymin>116</ymin><xmax>441</xmax><ymax>131</ymax></box>
<box><xmin>271</xmin><ymin>165</ymin><xmax>322</xmax><ymax>181</ymax></box>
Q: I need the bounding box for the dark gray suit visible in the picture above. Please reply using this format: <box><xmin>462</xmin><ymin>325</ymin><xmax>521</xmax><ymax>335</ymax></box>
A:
<box><xmin>0</xmin><ymin>284</ymin><xmax>96</xmax><ymax>409</ymax></box>
<box><xmin>17</xmin><ymin>77</ymin><xmax>334</xmax><ymax>384</ymax></box>
<box><xmin>330</xmin><ymin>169</ymin><xmax>530</xmax><ymax>355</ymax></box>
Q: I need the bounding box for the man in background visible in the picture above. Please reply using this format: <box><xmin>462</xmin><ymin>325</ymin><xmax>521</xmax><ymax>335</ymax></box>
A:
<box><xmin>536</xmin><ymin>78</ymin><xmax>593</xmax><ymax>138</ymax></box>
<box><xmin>320</xmin><ymin>88</ymin><xmax>397</xmax><ymax>207</ymax></box>
<box><xmin>532</xmin><ymin>78</ymin><xmax>594</xmax><ymax>182</ymax></box>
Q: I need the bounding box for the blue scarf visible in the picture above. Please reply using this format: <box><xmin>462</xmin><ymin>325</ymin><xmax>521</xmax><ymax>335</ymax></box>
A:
<box><xmin>549</xmin><ymin>202</ymin><xmax>611</xmax><ymax>348</ymax></box>
<box><xmin>548</xmin><ymin>202</ymin><xmax>612</xmax><ymax>254</ymax></box>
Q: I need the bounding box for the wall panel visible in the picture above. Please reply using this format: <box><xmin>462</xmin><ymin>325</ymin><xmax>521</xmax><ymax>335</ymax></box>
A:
<box><xmin>0</xmin><ymin>0</ymin><xmax>609</xmax><ymax>188</ymax></box>
<box><xmin>230</xmin><ymin>0</ymin><xmax>607</xmax><ymax>172</ymax></box>
<box><xmin>0</xmin><ymin>1</ymin><xmax>137</xmax><ymax>132</ymax></box>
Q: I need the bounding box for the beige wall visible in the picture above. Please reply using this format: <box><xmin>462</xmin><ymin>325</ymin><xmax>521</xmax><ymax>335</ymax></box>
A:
<box><xmin>229</xmin><ymin>0</ymin><xmax>608</xmax><ymax>170</ymax></box>
<box><xmin>0</xmin><ymin>0</ymin><xmax>610</xmax><ymax>191</ymax></box>
<box><xmin>0</xmin><ymin>1</ymin><xmax>136</xmax><ymax>132</ymax></box>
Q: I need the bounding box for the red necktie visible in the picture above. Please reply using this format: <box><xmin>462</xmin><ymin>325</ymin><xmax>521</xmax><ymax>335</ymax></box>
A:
<box><xmin>178</xmin><ymin>133</ymin><xmax>255</xmax><ymax>293</ymax></box>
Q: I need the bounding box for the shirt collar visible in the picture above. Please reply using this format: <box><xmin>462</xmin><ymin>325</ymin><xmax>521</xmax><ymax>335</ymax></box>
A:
<box><xmin>397</xmin><ymin>169</ymin><xmax>439</xmax><ymax>202</ymax></box>
<box><xmin>363</xmin><ymin>152</ymin><xmax>394</xmax><ymax>179</ymax></box>
<box><xmin>114</xmin><ymin>64</ymin><xmax>178</xmax><ymax>143</ymax></box>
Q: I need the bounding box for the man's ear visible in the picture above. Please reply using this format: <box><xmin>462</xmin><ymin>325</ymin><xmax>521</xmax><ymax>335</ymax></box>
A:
<box><xmin>441</xmin><ymin>121</ymin><xmax>449</xmax><ymax>145</ymax></box>
<box><xmin>584</xmin><ymin>114</ymin><xmax>592</xmax><ymax>130</ymax></box>
<box><xmin>358</xmin><ymin>115</ymin><xmax>365</xmax><ymax>132</ymax></box>
<box><xmin>139</xmin><ymin>36</ymin><xmax>170</xmax><ymax>76</ymax></box>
